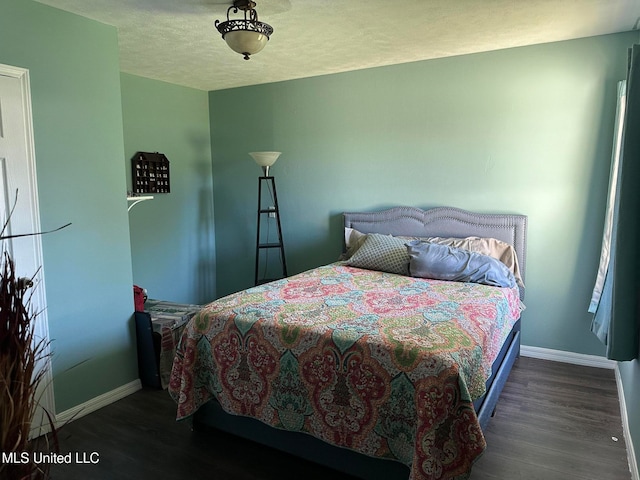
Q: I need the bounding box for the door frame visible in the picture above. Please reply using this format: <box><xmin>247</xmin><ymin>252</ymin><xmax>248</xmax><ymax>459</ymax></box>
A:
<box><xmin>0</xmin><ymin>63</ymin><xmax>55</xmax><ymax>433</ymax></box>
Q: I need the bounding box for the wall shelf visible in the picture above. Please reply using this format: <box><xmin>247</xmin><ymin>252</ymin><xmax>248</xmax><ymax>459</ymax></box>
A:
<box><xmin>127</xmin><ymin>195</ymin><xmax>153</xmax><ymax>212</ymax></box>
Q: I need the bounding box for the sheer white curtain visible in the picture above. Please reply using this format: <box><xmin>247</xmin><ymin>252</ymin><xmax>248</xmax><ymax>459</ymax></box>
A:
<box><xmin>589</xmin><ymin>81</ymin><xmax>625</xmax><ymax>319</ymax></box>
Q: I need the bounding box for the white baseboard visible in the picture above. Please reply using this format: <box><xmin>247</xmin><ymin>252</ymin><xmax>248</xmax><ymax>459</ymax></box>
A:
<box><xmin>520</xmin><ymin>344</ymin><xmax>616</xmax><ymax>369</ymax></box>
<box><xmin>55</xmin><ymin>379</ymin><xmax>142</xmax><ymax>427</ymax></box>
<box><xmin>521</xmin><ymin>345</ymin><xmax>637</xmax><ymax>480</ymax></box>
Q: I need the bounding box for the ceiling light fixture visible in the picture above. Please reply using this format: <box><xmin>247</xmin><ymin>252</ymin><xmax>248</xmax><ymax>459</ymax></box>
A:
<box><xmin>215</xmin><ymin>0</ymin><xmax>273</xmax><ymax>60</ymax></box>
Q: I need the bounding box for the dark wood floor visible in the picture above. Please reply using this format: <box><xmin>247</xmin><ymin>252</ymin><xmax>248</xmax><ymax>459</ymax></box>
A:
<box><xmin>48</xmin><ymin>357</ymin><xmax>631</xmax><ymax>480</ymax></box>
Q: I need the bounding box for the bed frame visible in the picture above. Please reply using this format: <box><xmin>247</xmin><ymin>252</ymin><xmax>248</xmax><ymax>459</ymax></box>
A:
<box><xmin>194</xmin><ymin>206</ymin><xmax>527</xmax><ymax>479</ymax></box>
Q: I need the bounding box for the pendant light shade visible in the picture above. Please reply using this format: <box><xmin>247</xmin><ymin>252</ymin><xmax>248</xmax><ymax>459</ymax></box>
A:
<box><xmin>215</xmin><ymin>1</ymin><xmax>273</xmax><ymax>60</ymax></box>
<box><xmin>223</xmin><ymin>30</ymin><xmax>269</xmax><ymax>58</ymax></box>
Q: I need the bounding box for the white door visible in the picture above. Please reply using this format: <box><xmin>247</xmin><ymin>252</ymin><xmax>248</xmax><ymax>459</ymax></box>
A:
<box><xmin>0</xmin><ymin>64</ymin><xmax>55</xmax><ymax>436</ymax></box>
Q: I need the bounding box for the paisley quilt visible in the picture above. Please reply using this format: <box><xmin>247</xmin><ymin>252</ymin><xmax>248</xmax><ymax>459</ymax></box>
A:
<box><xmin>169</xmin><ymin>263</ymin><xmax>522</xmax><ymax>480</ymax></box>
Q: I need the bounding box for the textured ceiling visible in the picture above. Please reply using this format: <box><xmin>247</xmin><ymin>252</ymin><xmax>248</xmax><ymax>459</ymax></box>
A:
<box><xmin>35</xmin><ymin>0</ymin><xmax>640</xmax><ymax>91</ymax></box>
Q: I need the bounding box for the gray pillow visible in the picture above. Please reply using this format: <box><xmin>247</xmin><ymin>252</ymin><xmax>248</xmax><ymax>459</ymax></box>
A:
<box><xmin>346</xmin><ymin>233</ymin><xmax>409</xmax><ymax>275</ymax></box>
<box><xmin>406</xmin><ymin>240</ymin><xmax>516</xmax><ymax>288</ymax></box>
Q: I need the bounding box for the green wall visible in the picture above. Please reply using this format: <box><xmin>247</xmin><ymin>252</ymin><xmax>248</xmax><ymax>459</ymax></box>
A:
<box><xmin>210</xmin><ymin>33</ymin><xmax>636</xmax><ymax>356</ymax></box>
<box><xmin>210</xmin><ymin>32</ymin><xmax>639</xmax><ymax>469</ymax></box>
<box><xmin>121</xmin><ymin>73</ymin><xmax>215</xmax><ymax>305</ymax></box>
<box><xmin>0</xmin><ymin>0</ymin><xmax>136</xmax><ymax>412</ymax></box>
<box><xmin>0</xmin><ymin>0</ymin><xmax>215</xmax><ymax>415</ymax></box>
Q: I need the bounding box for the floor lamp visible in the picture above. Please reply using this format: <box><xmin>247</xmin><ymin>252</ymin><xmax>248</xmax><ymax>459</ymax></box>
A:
<box><xmin>250</xmin><ymin>152</ymin><xmax>288</xmax><ymax>285</ymax></box>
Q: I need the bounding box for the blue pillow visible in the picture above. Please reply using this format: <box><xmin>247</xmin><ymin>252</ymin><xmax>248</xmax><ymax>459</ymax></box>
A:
<box><xmin>406</xmin><ymin>240</ymin><xmax>516</xmax><ymax>288</ymax></box>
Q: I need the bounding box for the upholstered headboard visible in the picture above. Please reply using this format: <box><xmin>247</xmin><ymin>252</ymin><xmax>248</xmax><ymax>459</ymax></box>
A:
<box><xmin>343</xmin><ymin>206</ymin><xmax>528</xmax><ymax>298</ymax></box>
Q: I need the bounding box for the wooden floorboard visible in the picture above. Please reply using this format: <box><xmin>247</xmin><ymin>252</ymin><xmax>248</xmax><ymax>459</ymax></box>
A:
<box><xmin>48</xmin><ymin>357</ymin><xmax>631</xmax><ymax>480</ymax></box>
<box><xmin>471</xmin><ymin>358</ymin><xmax>630</xmax><ymax>480</ymax></box>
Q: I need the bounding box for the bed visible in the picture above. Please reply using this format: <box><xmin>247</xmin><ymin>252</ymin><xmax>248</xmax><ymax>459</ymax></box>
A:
<box><xmin>169</xmin><ymin>206</ymin><xmax>527</xmax><ymax>480</ymax></box>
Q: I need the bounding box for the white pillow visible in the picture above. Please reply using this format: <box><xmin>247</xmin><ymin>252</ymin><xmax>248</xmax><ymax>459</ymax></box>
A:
<box><xmin>343</xmin><ymin>227</ymin><xmax>368</xmax><ymax>259</ymax></box>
